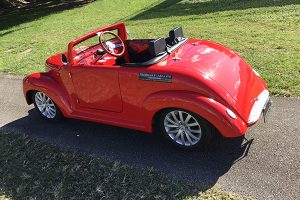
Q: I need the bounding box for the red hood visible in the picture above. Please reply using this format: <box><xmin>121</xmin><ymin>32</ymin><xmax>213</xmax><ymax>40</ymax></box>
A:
<box><xmin>46</xmin><ymin>53</ymin><xmax>66</xmax><ymax>70</ymax></box>
<box><xmin>171</xmin><ymin>39</ymin><xmax>268</xmax><ymax>121</ymax></box>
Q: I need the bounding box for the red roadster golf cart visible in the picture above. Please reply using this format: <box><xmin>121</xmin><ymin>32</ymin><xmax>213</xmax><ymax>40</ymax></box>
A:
<box><xmin>23</xmin><ymin>22</ymin><xmax>271</xmax><ymax>149</ymax></box>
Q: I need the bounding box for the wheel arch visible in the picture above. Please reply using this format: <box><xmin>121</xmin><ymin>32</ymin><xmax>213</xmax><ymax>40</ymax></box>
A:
<box><xmin>143</xmin><ymin>90</ymin><xmax>248</xmax><ymax>138</ymax></box>
<box><xmin>25</xmin><ymin>90</ymin><xmax>35</xmax><ymax>104</ymax></box>
<box><xmin>151</xmin><ymin>107</ymin><xmax>172</xmax><ymax>134</ymax></box>
<box><xmin>23</xmin><ymin>72</ymin><xmax>72</xmax><ymax>116</ymax></box>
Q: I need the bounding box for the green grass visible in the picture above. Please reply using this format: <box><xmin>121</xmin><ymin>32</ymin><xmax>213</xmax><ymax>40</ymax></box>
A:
<box><xmin>0</xmin><ymin>0</ymin><xmax>299</xmax><ymax>96</ymax></box>
<box><xmin>0</xmin><ymin>129</ymin><xmax>251</xmax><ymax>199</ymax></box>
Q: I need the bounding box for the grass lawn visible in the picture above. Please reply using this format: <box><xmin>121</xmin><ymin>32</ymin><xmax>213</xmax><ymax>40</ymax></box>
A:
<box><xmin>0</xmin><ymin>0</ymin><xmax>299</xmax><ymax>96</ymax></box>
<box><xmin>0</xmin><ymin>129</ymin><xmax>251</xmax><ymax>199</ymax></box>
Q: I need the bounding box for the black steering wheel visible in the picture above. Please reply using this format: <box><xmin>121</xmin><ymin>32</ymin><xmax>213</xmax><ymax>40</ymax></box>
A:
<box><xmin>98</xmin><ymin>31</ymin><xmax>125</xmax><ymax>57</ymax></box>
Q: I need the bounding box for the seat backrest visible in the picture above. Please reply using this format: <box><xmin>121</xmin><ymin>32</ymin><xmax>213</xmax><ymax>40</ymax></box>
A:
<box><xmin>124</xmin><ymin>38</ymin><xmax>166</xmax><ymax>63</ymax></box>
<box><xmin>148</xmin><ymin>38</ymin><xmax>167</xmax><ymax>57</ymax></box>
<box><xmin>125</xmin><ymin>39</ymin><xmax>152</xmax><ymax>63</ymax></box>
<box><xmin>166</xmin><ymin>27</ymin><xmax>184</xmax><ymax>46</ymax></box>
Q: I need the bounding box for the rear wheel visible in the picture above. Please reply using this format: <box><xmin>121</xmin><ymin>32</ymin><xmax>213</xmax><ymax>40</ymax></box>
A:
<box><xmin>32</xmin><ymin>91</ymin><xmax>62</xmax><ymax>122</ymax></box>
<box><xmin>158</xmin><ymin>109</ymin><xmax>212</xmax><ymax>150</ymax></box>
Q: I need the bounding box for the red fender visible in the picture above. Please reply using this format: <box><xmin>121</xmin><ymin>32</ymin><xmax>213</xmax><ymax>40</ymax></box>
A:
<box><xmin>23</xmin><ymin>72</ymin><xmax>72</xmax><ymax>116</ymax></box>
<box><xmin>142</xmin><ymin>91</ymin><xmax>248</xmax><ymax>137</ymax></box>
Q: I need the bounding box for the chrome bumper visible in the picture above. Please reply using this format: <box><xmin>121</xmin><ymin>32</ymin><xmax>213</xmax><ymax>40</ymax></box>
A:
<box><xmin>248</xmin><ymin>90</ymin><xmax>271</xmax><ymax>125</ymax></box>
<box><xmin>262</xmin><ymin>96</ymin><xmax>272</xmax><ymax>123</ymax></box>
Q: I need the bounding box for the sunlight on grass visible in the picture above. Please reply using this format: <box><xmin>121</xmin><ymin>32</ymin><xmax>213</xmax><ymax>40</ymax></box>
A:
<box><xmin>0</xmin><ymin>0</ymin><xmax>299</xmax><ymax>96</ymax></box>
<box><xmin>185</xmin><ymin>187</ymin><xmax>253</xmax><ymax>200</ymax></box>
<box><xmin>0</xmin><ymin>195</ymin><xmax>11</xmax><ymax>200</ymax></box>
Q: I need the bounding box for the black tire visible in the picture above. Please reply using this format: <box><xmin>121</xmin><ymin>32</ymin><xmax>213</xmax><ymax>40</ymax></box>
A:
<box><xmin>158</xmin><ymin>109</ymin><xmax>213</xmax><ymax>150</ymax></box>
<box><xmin>32</xmin><ymin>91</ymin><xmax>62</xmax><ymax>122</ymax></box>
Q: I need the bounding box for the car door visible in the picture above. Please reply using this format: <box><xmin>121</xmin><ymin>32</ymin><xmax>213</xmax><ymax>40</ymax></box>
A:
<box><xmin>70</xmin><ymin>65</ymin><xmax>123</xmax><ymax>113</ymax></box>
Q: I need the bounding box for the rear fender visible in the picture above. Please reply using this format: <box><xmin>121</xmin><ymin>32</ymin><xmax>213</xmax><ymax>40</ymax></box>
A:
<box><xmin>142</xmin><ymin>91</ymin><xmax>247</xmax><ymax>137</ymax></box>
<box><xmin>23</xmin><ymin>72</ymin><xmax>72</xmax><ymax>116</ymax></box>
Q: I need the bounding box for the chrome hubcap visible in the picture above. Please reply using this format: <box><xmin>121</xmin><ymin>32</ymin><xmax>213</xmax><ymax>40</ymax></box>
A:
<box><xmin>164</xmin><ymin>110</ymin><xmax>202</xmax><ymax>146</ymax></box>
<box><xmin>35</xmin><ymin>92</ymin><xmax>56</xmax><ymax>119</ymax></box>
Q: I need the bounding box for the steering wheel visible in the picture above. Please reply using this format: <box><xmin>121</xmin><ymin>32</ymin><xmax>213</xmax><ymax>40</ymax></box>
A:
<box><xmin>98</xmin><ymin>31</ymin><xmax>125</xmax><ymax>57</ymax></box>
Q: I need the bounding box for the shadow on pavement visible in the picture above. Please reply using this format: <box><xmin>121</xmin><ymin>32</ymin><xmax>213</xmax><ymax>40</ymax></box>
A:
<box><xmin>2</xmin><ymin>108</ymin><xmax>253</xmax><ymax>188</ymax></box>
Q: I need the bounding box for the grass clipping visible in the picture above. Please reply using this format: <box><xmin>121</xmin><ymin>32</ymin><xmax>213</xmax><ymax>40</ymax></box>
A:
<box><xmin>0</xmin><ymin>129</ymin><xmax>251</xmax><ymax>199</ymax></box>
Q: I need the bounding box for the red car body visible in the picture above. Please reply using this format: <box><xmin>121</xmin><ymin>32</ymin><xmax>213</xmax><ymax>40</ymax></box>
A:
<box><xmin>23</xmin><ymin>22</ymin><xmax>270</xmax><ymax>138</ymax></box>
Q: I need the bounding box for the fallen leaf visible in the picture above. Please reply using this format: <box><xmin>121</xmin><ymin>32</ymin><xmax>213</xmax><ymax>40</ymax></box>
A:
<box><xmin>21</xmin><ymin>48</ymin><xmax>32</xmax><ymax>54</ymax></box>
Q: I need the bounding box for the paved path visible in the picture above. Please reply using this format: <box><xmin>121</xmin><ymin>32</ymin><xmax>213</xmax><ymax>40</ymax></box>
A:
<box><xmin>0</xmin><ymin>73</ymin><xmax>299</xmax><ymax>200</ymax></box>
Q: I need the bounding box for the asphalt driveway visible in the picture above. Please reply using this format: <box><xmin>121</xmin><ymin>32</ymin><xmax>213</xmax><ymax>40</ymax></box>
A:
<box><xmin>0</xmin><ymin>73</ymin><xmax>299</xmax><ymax>200</ymax></box>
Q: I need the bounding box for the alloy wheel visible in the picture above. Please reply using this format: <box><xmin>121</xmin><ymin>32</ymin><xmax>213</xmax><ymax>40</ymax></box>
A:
<box><xmin>163</xmin><ymin>110</ymin><xmax>202</xmax><ymax>146</ymax></box>
<box><xmin>34</xmin><ymin>92</ymin><xmax>57</xmax><ymax>119</ymax></box>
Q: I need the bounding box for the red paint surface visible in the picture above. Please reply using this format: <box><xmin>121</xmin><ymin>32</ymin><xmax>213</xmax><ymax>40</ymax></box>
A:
<box><xmin>23</xmin><ymin>22</ymin><xmax>268</xmax><ymax>138</ymax></box>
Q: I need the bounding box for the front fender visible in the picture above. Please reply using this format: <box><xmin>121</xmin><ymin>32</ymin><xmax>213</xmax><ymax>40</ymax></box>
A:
<box><xmin>23</xmin><ymin>72</ymin><xmax>72</xmax><ymax>116</ymax></box>
<box><xmin>142</xmin><ymin>90</ymin><xmax>247</xmax><ymax>137</ymax></box>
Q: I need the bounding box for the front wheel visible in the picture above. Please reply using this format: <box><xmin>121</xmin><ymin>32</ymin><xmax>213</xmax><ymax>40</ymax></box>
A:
<box><xmin>158</xmin><ymin>109</ymin><xmax>212</xmax><ymax>150</ymax></box>
<box><xmin>32</xmin><ymin>91</ymin><xmax>62</xmax><ymax>122</ymax></box>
